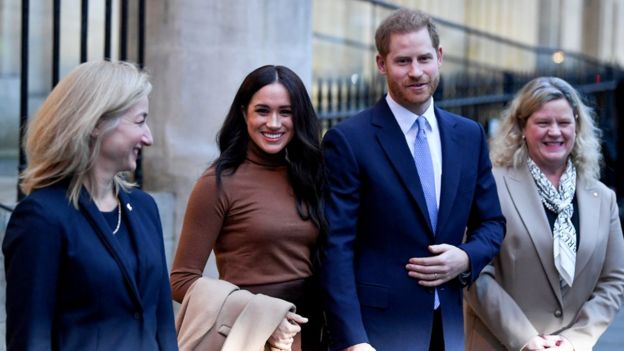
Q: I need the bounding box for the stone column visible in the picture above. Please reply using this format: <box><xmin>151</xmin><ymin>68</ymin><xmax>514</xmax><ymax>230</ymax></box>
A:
<box><xmin>559</xmin><ymin>0</ymin><xmax>584</xmax><ymax>54</ymax></box>
<box><xmin>143</xmin><ymin>0</ymin><xmax>313</xmax><ymax>276</ymax></box>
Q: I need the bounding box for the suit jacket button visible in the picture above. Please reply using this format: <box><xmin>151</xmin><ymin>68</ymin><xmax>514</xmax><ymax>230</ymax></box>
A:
<box><xmin>134</xmin><ymin>312</ymin><xmax>141</xmax><ymax>319</ymax></box>
<box><xmin>554</xmin><ymin>310</ymin><xmax>562</xmax><ymax>318</ymax></box>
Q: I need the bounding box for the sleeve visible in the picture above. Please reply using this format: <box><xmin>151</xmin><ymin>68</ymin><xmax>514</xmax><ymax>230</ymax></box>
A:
<box><xmin>320</xmin><ymin>127</ymin><xmax>369</xmax><ymax>350</ymax></box>
<box><xmin>458</xmin><ymin>124</ymin><xmax>506</xmax><ymax>281</ymax></box>
<box><xmin>2</xmin><ymin>197</ymin><xmax>62</xmax><ymax>351</ymax></box>
<box><xmin>169</xmin><ymin>172</ymin><xmax>227</xmax><ymax>303</ymax></box>
<box><xmin>559</xmin><ymin>189</ymin><xmax>624</xmax><ymax>349</ymax></box>
<box><xmin>147</xmin><ymin>198</ymin><xmax>179</xmax><ymax>351</ymax></box>
<box><xmin>464</xmin><ymin>264</ymin><xmax>540</xmax><ymax>350</ymax></box>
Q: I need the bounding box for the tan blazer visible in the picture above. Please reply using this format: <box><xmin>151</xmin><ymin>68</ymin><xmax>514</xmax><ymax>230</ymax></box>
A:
<box><xmin>464</xmin><ymin>165</ymin><xmax>624</xmax><ymax>351</ymax></box>
<box><xmin>176</xmin><ymin>278</ymin><xmax>295</xmax><ymax>351</ymax></box>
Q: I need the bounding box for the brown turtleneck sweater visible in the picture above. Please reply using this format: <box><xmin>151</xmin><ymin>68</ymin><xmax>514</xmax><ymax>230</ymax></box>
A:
<box><xmin>170</xmin><ymin>146</ymin><xmax>319</xmax><ymax>303</ymax></box>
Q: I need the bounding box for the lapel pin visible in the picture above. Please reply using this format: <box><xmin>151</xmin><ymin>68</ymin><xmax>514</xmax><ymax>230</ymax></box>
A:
<box><xmin>127</xmin><ymin>203</ymin><xmax>133</xmax><ymax>211</ymax></box>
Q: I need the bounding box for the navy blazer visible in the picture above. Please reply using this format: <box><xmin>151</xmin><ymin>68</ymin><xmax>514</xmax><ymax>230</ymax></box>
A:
<box><xmin>3</xmin><ymin>182</ymin><xmax>178</xmax><ymax>351</ymax></box>
<box><xmin>321</xmin><ymin>98</ymin><xmax>505</xmax><ymax>351</ymax></box>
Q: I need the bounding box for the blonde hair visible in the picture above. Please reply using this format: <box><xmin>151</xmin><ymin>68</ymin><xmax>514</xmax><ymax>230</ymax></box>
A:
<box><xmin>21</xmin><ymin>60</ymin><xmax>152</xmax><ymax>207</ymax></box>
<box><xmin>490</xmin><ymin>76</ymin><xmax>602</xmax><ymax>181</ymax></box>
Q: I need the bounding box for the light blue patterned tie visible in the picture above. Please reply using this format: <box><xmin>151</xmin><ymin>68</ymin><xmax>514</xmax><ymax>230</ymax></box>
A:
<box><xmin>414</xmin><ymin>116</ymin><xmax>438</xmax><ymax>232</ymax></box>
<box><xmin>414</xmin><ymin>116</ymin><xmax>440</xmax><ymax>310</ymax></box>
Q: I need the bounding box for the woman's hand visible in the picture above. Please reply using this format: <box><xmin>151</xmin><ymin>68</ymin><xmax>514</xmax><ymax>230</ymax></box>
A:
<box><xmin>268</xmin><ymin>312</ymin><xmax>308</xmax><ymax>350</ymax></box>
<box><xmin>522</xmin><ymin>335</ymin><xmax>558</xmax><ymax>350</ymax></box>
<box><xmin>547</xmin><ymin>335</ymin><xmax>574</xmax><ymax>350</ymax></box>
<box><xmin>522</xmin><ymin>335</ymin><xmax>574</xmax><ymax>350</ymax></box>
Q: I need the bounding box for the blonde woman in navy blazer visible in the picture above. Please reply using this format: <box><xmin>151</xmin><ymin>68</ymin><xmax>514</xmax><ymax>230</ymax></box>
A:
<box><xmin>3</xmin><ymin>61</ymin><xmax>178</xmax><ymax>350</ymax></box>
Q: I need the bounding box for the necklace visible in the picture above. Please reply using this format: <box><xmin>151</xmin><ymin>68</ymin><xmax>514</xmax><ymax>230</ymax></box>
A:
<box><xmin>112</xmin><ymin>200</ymin><xmax>122</xmax><ymax>235</ymax></box>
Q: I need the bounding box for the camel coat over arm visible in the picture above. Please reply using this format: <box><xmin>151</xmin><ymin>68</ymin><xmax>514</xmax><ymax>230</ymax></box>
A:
<box><xmin>464</xmin><ymin>165</ymin><xmax>624</xmax><ymax>351</ymax></box>
<box><xmin>175</xmin><ymin>277</ymin><xmax>295</xmax><ymax>351</ymax></box>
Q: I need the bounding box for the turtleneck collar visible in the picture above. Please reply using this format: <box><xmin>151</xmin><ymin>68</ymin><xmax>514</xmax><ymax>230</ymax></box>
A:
<box><xmin>246</xmin><ymin>141</ymin><xmax>288</xmax><ymax>167</ymax></box>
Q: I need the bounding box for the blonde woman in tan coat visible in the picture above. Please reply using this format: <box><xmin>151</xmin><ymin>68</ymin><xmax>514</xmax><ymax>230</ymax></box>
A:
<box><xmin>464</xmin><ymin>77</ymin><xmax>624</xmax><ymax>351</ymax></box>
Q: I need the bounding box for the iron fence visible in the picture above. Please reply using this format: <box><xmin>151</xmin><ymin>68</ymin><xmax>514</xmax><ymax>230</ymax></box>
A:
<box><xmin>314</xmin><ymin>71</ymin><xmax>623</xmax><ymax>197</ymax></box>
<box><xmin>17</xmin><ymin>0</ymin><xmax>146</xmax><ymax>201</ymax></box>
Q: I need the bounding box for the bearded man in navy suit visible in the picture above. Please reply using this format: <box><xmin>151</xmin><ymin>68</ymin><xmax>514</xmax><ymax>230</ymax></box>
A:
<box><xmin>320</xmin><ymin>8</ymin><xmax>506</xmax><ymax>351</ymax></box>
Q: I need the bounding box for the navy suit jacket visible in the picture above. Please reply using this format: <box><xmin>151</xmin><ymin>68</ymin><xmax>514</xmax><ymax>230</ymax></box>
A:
<box><xmin>321</xmin><ymin>98</ymin><xmax>505</xmax><ymax>351</ymax></box>
<box><xmin>3</xmin><ymin>182</ymin><xmax>178</xmax><ymax>351</ymax></box>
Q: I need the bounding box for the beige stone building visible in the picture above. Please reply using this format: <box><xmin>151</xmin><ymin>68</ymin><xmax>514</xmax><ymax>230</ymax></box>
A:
<box><xmin>313</xmin><ymin>0</ymin><xmax>624</xmax><ymax>77</ymax></box>
<box><xmin>1</xmin><ymin>0</ymin><xmax>624</xmax><ymax>347</ymax></box>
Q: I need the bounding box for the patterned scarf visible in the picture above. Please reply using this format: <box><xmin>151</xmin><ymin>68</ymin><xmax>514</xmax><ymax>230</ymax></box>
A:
<box><xmin>527</xmin><ymin>158</ymin><xmax>577</xmax><ymax>287</ymax></box>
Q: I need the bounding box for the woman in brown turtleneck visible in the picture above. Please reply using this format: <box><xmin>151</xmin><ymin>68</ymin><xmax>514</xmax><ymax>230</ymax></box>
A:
<box><xmin>170</xmin><ymin>65</ymin><xmax>326</xmax><ymax>351</ymax></box>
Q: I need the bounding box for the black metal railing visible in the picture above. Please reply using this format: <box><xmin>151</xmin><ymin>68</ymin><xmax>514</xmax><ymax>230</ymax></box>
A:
<box><xmin>18</xmin><ymin>0</ymin><xmax>29</xmax><ymax>201</ymax></box>
<box><xmin>0</xmin><ymin>203</ymin><xmax>13</xmax><ymax>213</ymax></box>
<box><xmin>314</xmin><ymin>71</ymin><xmax>621</xmax><ymax>127</ymax></box>
<box><xmin>17</xmin><ymin>0</ymin><xmax>146</xmax><ymax>201</ymax></box>
<box><xmin>314</xmin><ymin>68</ymin><xmax>623</xmax><ymax>180</ymax></box>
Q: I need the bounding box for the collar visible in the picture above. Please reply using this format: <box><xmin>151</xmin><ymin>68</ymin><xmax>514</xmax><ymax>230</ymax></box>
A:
<box><xmin>385</xmin><ymin>94</ymin><xmax>437</xmax><ymax>134</ymax></box>
<box><xmin>245</xmin><ymin>141</ymin><xmax>288</xmax><ymax>168</ymax></box>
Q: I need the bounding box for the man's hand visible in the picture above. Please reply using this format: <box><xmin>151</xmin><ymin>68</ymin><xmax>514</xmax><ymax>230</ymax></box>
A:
<box><xmin>343</xmin><ymin>343</ymin><xmax>376</xmax><ymax>351</ymax></box>
<box><xmin>405</xmin><ymin>244</ymin><xmax>469</xmax><ymax>287</ymax></box>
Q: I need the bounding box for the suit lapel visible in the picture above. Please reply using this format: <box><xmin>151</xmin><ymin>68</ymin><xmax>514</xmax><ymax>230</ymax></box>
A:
<box><xmin>504</xmin><ymin>166</ymin><xmax>563</xmax><ymax>304</ymax></box>
<box><xmin>372</xmin><ymin>99</ymin><xmax>434</xmax><ymax>234</ymax></box>
<box><xmin>574</xmin><ymin>178</ymin><xmax>600</xmax><ymax>280</ymax></box>
<box><xmin>436</xmin><ymin>108</ymin><xmax>461</xmax><ymax>235</ymax></box>
<box><xmin>118</xmin><ymin>190</ymin><xmax>149</xmax><ymax>294</ymax></box>
<box><xmin>78</xmin><ymin>189</ymin><xmax>144</xmax><ymax>311</ymax></box>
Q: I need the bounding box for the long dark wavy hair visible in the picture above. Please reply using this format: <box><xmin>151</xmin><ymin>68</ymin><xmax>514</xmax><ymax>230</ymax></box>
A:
<box><xmin>213</xmin><ymin>65</ymin><xmax>326</xmax><ymax>232</ymax></box>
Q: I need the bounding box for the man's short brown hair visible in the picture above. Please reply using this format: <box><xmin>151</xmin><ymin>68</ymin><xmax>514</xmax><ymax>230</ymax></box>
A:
<box><xmin>375</xmin><ymin>8</ymin><xmax>440</xmax><ymax>57</ymax></box>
